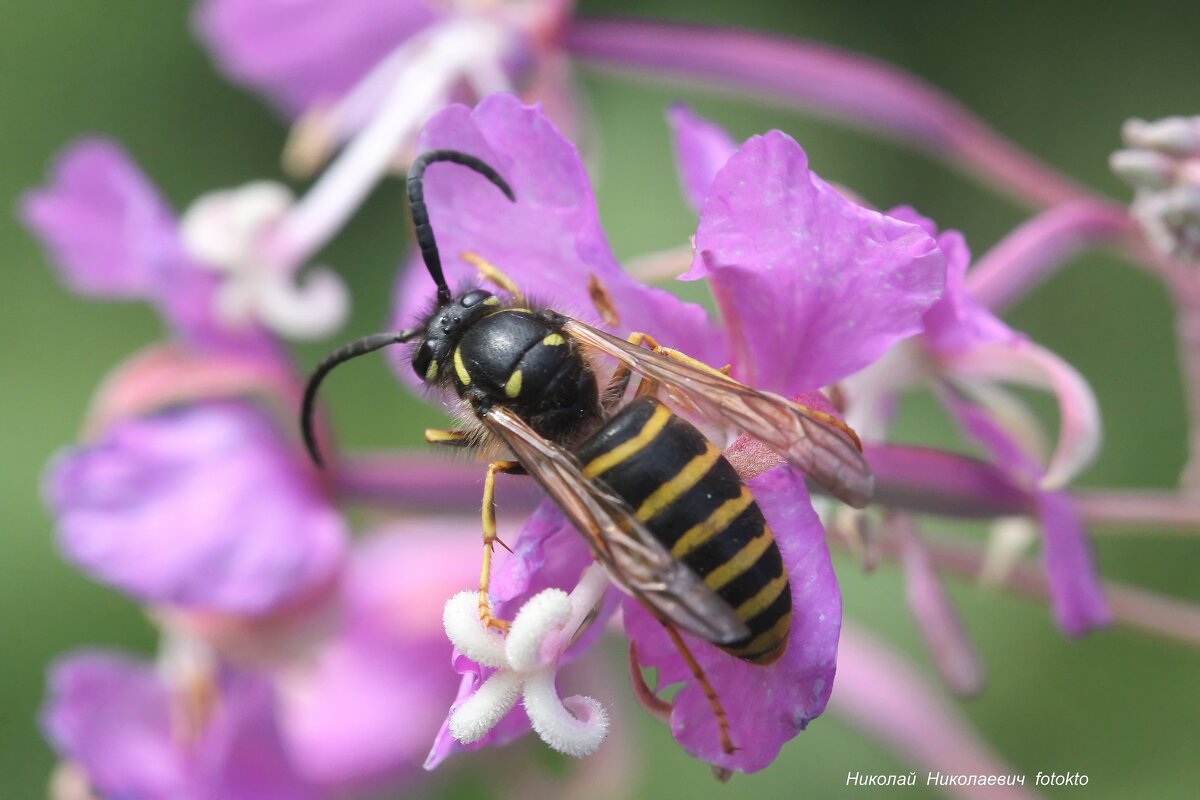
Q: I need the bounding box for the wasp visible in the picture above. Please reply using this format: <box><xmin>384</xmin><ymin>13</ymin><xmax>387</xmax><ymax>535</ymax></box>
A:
<box><xmin>300</xmin><ymin>149</ymin><xmax>873</xmax><ymax>756</ymax></box>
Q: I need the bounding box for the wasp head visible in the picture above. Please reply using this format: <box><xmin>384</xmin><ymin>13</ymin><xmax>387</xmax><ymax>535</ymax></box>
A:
<box><xmin>411</xmin><ymin>288</ymin><xmax>498</xmax><ymax>383</ymax></box>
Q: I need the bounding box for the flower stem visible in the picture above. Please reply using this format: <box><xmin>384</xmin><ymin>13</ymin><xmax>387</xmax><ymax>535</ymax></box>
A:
<box><xmin>967</xmin><ymin>201</ymin><xmax>1134</xmax><ymax>312</ymax></box>
<box><xmin>1075</xmin><ymin>490</ymin><xmax>1200</xmax><ymax>531</ymax></box>
<box><xmin>565</xmin><ymin>19</ymin><xmax>1095</xmax><ymax>208</ymax></box>
<box><xmin>844</xmin><ymin>531</ymin><xmax>1200</xmax><ymax>648</ymax></box>
<box><xmin>333</xmin><ymin>452</ymin><xmax>542</xmax><ymax>512</ymax></box>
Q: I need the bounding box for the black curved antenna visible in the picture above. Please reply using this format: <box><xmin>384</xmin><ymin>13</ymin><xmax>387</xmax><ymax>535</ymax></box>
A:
<box><xmin>407</xmin><ymin>149</ymin><xmax>516</xmax><ymax>305</ymax></box>
<box><xmin>301</xmin><ymin>329</ymin><xmax>420</xmax><ymax>467</ymax></box>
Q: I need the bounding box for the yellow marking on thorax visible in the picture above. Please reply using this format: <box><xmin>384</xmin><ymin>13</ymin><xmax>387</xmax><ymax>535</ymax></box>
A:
<box><xmin>425</xmin><ymin>360</ymin><xmax>439</xmax><ymax>381</ymax></box>
<box><xmin>542</xmin><ymin>333</ymin><xmax>566</xmax><ymax>347</ymax></box>
<box><xmin>453</xmin><ymin>347</ymin><xmax>471</xmax><ymax>385</ymax></box>
<box><xmin>504</xmin><ymin>370</ymin><xmax>523</xmax><ymax>399</ymax></box>
<box><xmin>727</xmin><ymin>612</ymin><xmax>792</xmax><ymax>661</ymax></box>
<box><xmin>702</xmin><ymin>529</ymin><xmax>774</xmax><ymax>591</ymax></box>
<box><xmin>735</xmin><ymin>572</ymin><xmax>789</xmax><ymax>621</ymax></box>
<box><xmin>670</xmin><ymin>489</ymin><xmax>755</xmax><ymax>558</ymax></box>
<box><xmin>483</xmin><ymin>296</ymin><xmax>501</xmax><ymax>306</ymax></box>
<box><xmin>635</xmin><ymin>443</ymin><xmax>721</xmax><ymax>522</ymax></box>
<box><xmin>582</xmin><ymin>404</ymin><xmax>672</xmax><ymax>478</ymax></box>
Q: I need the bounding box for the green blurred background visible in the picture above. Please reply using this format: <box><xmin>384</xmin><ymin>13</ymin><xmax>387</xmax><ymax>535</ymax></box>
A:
<box><xmin>3</xmin><ymin>1</ymin><xmax>1198</xmax><ymax>797</ymax></box>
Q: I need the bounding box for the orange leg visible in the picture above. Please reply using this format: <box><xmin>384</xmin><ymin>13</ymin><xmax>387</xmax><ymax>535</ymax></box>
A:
<box><xmin>479</xmin><ymin>460</ymin><xmax>522</xmax><ymax>632</ymax></box>
<box><xmin>661</xmin><ymin>621</ymin><xmax>737</xmax><ymax>756</ymax></box>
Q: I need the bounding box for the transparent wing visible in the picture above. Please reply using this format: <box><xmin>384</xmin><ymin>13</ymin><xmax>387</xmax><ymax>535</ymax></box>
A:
<box><xmin>481</xmin><ymin>405</ymin><xmax>751</xmax><ymax>645</ymax></box>
<box><xmin>563</xmin><ymin>319</ymin><xmax>874</xmax><ymax>508</ymax></box>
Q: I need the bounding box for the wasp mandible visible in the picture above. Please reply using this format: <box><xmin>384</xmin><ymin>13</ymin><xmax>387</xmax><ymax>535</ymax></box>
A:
<box><xmin>301</xmin><ymin>149</ymin><xmax>874</xmax><ymax>756</ymax></box>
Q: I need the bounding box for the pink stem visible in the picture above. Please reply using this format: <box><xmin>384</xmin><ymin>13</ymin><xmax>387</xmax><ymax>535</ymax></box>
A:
<box><xmin>1075</xmin><ymin>490</ymin><xmax>1200</xmax><ymax>532</ymax></box>
<box><xmin>862</xmin><ymin>533</ymin><xmax>1200</xmax><ymax>649</ymax></box>
<box><xmin>341</xmin><ymin>448</ymin><xmax>1200</xmax><ymax>540</ymax></box>
<box><xmin>333</xmin><ymin>452</ymin><xmax>542</xmax><ymax>511</ymax></box>
<box><xmin>967</xmin><ymin>201</ymin><xmax>1135</xmax><ymax>311</ymax></box>
<box><xmin>1175</xmin><ymin>302</ymin><xmax>1200</xmax><ymax>494</ymax></box>
<box><xmin>565</xmin><ymin>19</ymin><xmax>1095</xmax><ymax>208</ymax></box>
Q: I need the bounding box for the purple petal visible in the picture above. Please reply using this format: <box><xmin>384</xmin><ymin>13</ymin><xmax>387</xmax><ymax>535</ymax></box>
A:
<box><xmin>831</xmin><ymin>625</ymin><xmax>1039</xmax><ymax>800</ymax></box>
<box><xmin>45</xmin><ymin>402</ymin><xmax>345</xmax><ymax>614</ymax></box>
<box><xmin>1034</xmin><ymin>492</ymin><xmax>1114</xmax><ymax>635</ymax></box>
<box><xmin>193</xmin><ymin>0</ymin><xmax>434</xmax><ymax>118</ymax></box>
<box><xmin>896</xmin><ymin>515</ymin><xmax>984</xmax><ymax>696</ymax></box>
<box><xmin>20</xmin><ymin>139</ymin><xmax>276</xmax><ymax>356</ymax></box>
<box><xmin>688</xmin><ymin>131</ymin><xmax>944</xmax><ymax>394</ymax></box>
<box><xmin>666</xmin><ymin>104</ymin><xmax>738</xmax><ymax>214</ymax></box>
<box><xmin>622</xmin><ymin>466</ymin><xmax>840</xmax><ymax>772</ymax></box>
<box><xmin>20</xmin><ymin>138</ymin><xmax>178</xmax><ymax>299</ymax></box>
<box><xmin>42</xmin><ymin>652</ymin><xmax>193</xmax><ymax>800</ymax></box>
<box><xmin>391</xmin><ymin>95</ymin><xmax>726</xmax><ymax>380</ymax></box>
<box><xmin>891</xmin><ymin>208</ymin><xmax>1100</xmax><ymax>488</ymax></box>
<box><xmin>948</xmin><ymin>341</ymin><xmax>1101</xmax><ymax>490</ymax></box>
<box><xmin>280</xmin><ymin>639</ymin><xmax>452</xmax><ymax>790</ymax></box>
<box><xmin>42</xmin><ymin>652</ymin><xmax>314</xmax><ymax>800</ymax></box>
<box><xmin>941</xmin><ymin>391</ymin><xmax>1110</xmax><ymax>634</ymax></box>
<box><xmin>896</xmin><ymin>205</ymin><xmax>1018</xmax><ymax>354</ymax></box>
<box><xmin>282</xmin><ymin>521</ymin><xmax>481</xmax><ymax>787</ymax></box>
<box><xmin>209</xmin><ymin>674</ymin><xmax>318</xmax><ymax>800</ymax></box>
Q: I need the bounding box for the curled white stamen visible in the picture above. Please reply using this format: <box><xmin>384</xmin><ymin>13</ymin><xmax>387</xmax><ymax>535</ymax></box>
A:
<box><xmin>443</xmin><ymin>591</ymin><xmax>508</xmax><ymax>668</ymax></box>
<box><xmin>506</xmin><ymin>589</ymin><xmax>572</xmax><ymax>672</ymax></box>
<box><xmin>179</xmin><ymin>182</ymin><xmax>349</xmax><ymax>339</ymax></box>
<box><xmin>523</xmin><ymin>670</ymin><xmax>610</xmax><ymax>757</ymax></box>
<box><xmin>442</xmin><ymin>564</ymin><xmax>612</xmax><ymax>758</ymax></box>
<box><xmin>449</xmin><ymin>669</ymin><xmax>524</xmax><ymax>744</ymax></box>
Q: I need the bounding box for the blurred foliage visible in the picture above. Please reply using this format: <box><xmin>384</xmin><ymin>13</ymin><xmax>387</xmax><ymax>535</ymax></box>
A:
<box><xmin>2</xmin><ymin>1</ymin><xmax>1198</xmax><ymax>798</ymax></box>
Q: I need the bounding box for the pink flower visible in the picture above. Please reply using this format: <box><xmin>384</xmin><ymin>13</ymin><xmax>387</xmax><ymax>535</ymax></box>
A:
<box><xmin>381</xmin><ymin>94</ymin><xmax>944</xmax><ymax>772</ymax></box>
<box><xmin>42</xmin><ymin>652</ymin><xmax>315</xmax><ymax>800</ymax></box>
<box><xmin>45</xmin><ymin>402</ymin><xmax>345</xmax><ymax>615</ymax></box>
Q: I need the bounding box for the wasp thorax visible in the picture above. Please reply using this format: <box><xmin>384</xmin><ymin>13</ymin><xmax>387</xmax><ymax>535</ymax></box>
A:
<box><xmin>411</xmin><ymin>289</ymin><xmax>499</xmax><ymax>382</ymax></box>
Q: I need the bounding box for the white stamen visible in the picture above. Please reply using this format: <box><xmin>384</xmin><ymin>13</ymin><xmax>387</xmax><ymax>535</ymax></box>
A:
<box><xmin>274</xmin><ymin>15</ymin><xmax>512</xmax><ymax>269</ymax></box>
<box><xmin>256</xmin><ymin>266</ymin><xmax>349</xmax><ymax>340</ymax></box>
<box><xmin>449</xmin><ymin>669</ymin><xmax>524</xmax><ymax>744</ymax></box>
<box><xmin>979</xmin><ymin>517</ymin><xmax>1039</xmax><ymax>587</ymax></box>
<box><xmin>506</xmin><ymin>589</ymin><xmax>572</xmax><ymax>672</ymax></box>
<box><xmin>443</xmin><ymin>591</ymin><xmax>508</xmax><ymax>668</ymax></box>
<box><xmin>443</xmin><ymin>564</ymin><xmax>612</xmax><ymax>758</ymax></box>
<box><xmin>179</xmin><ymin>181</ymin><xmax>350</xmax><ymax>339</ymax></box>
<box><xmin>523</xmin><ymin>670</ymin><xmax>610</xmax><ymax>757</ymax></box>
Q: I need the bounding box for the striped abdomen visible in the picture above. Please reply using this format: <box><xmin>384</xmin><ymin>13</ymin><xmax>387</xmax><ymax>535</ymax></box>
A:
<box><xmin>573</xmin><ymin>397</ymin><xmax>792</xmax><ymax>663</ymax></box>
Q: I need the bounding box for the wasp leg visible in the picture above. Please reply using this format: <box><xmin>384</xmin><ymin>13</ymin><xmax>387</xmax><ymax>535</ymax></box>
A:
<box><xmin>462</xmin><ymin>250</ymin><xmax>522</xmax><ymax>298</ymax></box>
<box><xmin>615</xmin><ymin>331</ymin><xmax>737</xmax><ymax>398</ymax></box>
<box><xmin>587</xmin><ymin>273</ymin><xmax>621</xmax><ymax>327</ymax></box>
<box><xmin>424</xmin><ymin>428</ymin><xmax>475</xmax><ymax>448</ymax></box>
<box><xmin>480</xmin><ymin>460</ymin><xmax>523</xmax><ymax>632</ymax></box>
<box><xmin>661</xmin><ymin>620</ymin><xmax>737</xmax><ymax>756</ymax></box>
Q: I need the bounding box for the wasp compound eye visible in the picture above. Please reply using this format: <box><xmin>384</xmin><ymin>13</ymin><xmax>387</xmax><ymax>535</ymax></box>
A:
<box><xmin>412</xmin><ymin>339</ymin><xmax>436</xmax><ymax>380</ymax></box>
<box><xmin>460</xmin><ymin>289</ymin><xmax>493</xmax><ymax>308</ymax></box>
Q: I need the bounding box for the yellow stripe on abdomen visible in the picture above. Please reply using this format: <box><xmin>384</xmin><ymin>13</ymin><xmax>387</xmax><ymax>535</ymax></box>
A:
<box><xmin>582</xmin><ymin>403</ymin><xmax>672</xmax><ymax>478</ymax></box>
<box><xmin>726</xmin><ymin>612</ymin><xmax>792</xmax><ymax>663</ymax></box>
<box><xmin>669</xmin><ymin>489</ymin><xmax>755</xmax><ymax>559</ymax></box>
<box><xmin>634</xmin><ymin>443</ymin><xmax>721</xmax><ymax>522</ymax></box>
<box><xmin>703</xmin><ymin>529</ymin><xmax>775</xmax><ymax>591</ymax></box>
<box><xmin>735</xmin><ymin>572</ymin><xmax>789</xmax><ymax>622</ymax></box>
